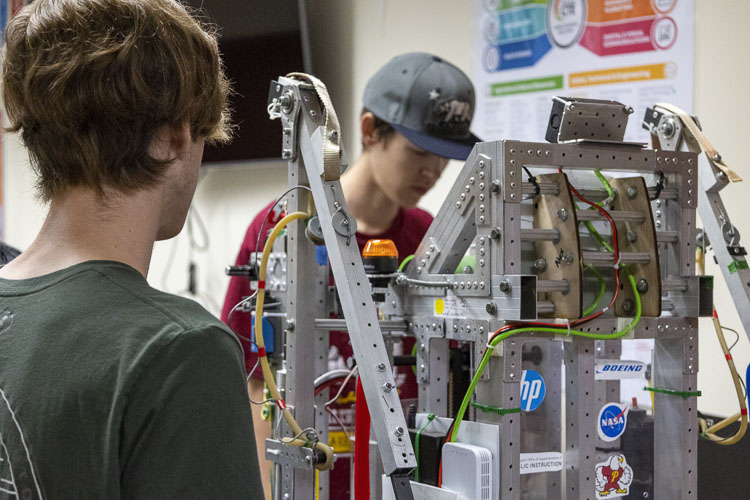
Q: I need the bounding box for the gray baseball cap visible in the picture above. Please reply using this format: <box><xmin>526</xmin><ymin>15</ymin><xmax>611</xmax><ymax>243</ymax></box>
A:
<box><xmin>363</xmin><ymin>52</ymin><xmax>481</xmax><ymax>161</ymax></box>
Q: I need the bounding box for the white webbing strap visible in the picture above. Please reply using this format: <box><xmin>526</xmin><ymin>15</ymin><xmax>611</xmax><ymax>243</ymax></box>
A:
<box><xmin>655</xmin><ymin>102</ymin><xmax>742</xmax><ymax>183</ymax></box>
<box><xmin>286</xmin><ymin>72</ymin><xmax>342</xmax><ymax>182</ymax></box>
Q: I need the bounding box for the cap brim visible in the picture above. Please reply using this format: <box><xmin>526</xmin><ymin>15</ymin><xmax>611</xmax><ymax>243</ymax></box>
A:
<box><xmin>393</xmin><ymin>124</ymin><xmax>481</xmax><ymax>161</ymax></box>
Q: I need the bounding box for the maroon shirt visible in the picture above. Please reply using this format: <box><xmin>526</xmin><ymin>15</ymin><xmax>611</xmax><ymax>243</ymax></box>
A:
<box><xmin>221</xmin><ymin>200</ymin><xmax>433</xmax><ymax>394</ymax></box>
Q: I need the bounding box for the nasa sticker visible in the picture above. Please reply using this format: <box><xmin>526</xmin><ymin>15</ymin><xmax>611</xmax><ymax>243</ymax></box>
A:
<box><xmin>598</xmin><ymin>403</ymin><xmax>628</xmax><ymax>442</ymax></box>
<box><xmin>520</xmin><ymin>369</ymin><xmax>546</xmax><ymax>412</ymax></box>
<box><xmin>595</xmin><ymin>454</ymin><xmax>634</xmax><ymax>499</ymax></box>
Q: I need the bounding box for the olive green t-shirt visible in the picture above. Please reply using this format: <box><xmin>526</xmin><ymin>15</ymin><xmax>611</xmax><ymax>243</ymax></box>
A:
<box><xmin>0</xmin><ymin>261</ymin><xmax>262</xmax><ymax>499</ymax></box>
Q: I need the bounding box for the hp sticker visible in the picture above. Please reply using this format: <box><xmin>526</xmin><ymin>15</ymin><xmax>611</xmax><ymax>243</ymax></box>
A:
<box><xmin>598</xmin><ymin>403</ymin><xmax>628</xmax><ymax>442</ymax></box>
<box><xmin>595</xmin><ymin>454</ymin><xmax>634</xmax><ymax>499</ymax></box>
<box><xmin>520</xmin><ymin>369</ymin><xmax>546</xmax><ymax>412</ymax></box>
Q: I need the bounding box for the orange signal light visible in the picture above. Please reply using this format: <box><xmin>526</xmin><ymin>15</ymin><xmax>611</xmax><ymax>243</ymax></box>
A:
<box><xmin>362</xmin><ymin>239</ymin><xmax>398</xmax><ymax>259</ymax></box>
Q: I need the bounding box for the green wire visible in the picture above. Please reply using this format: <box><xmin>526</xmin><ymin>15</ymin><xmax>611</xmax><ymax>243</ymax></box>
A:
<box><xmin>414</xmin><ymin>413</ymin><xmax>436</xmax><ymax>482</ymax></box>
<box><xmin>450</xmin><ymin>271</ymin><xmax>641</xmax><ymax>442</ymax></box>
<box><xmin>398</xmin><ymin>254</ymin><xmax>415</xmax><ymax>272</ymax></box>
<box><xmin>595</xmin><ymin>169</ymin><xmax>615</xmax><ymax>201</ymax></box>
<box><xmin>582</xmin><ymin>264</ymin><xmax>606</xmax><ymax>316</ymax></box>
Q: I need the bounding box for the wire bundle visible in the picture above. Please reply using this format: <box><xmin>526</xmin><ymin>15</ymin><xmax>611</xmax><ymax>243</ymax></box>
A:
<box><xmin>444</xmin><ymin>170</ymin><xmax>642</xmax><ymax>473</ymax></box>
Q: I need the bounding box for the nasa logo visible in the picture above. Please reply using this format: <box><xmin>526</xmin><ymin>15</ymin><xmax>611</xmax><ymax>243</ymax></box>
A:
<box><xmin>594</xmin><ymin>359</ymin><xmax>646</xmax><ymax>380</ymax></box>
<box><xmin>597</xmin><ymin>403</ymin><xmax>628</xmax><ymax>442</ymax></box>
<box><xmin>520</xmin><ymin>369</ymin><xmax>546</xmax><ymax>412</ymax></box>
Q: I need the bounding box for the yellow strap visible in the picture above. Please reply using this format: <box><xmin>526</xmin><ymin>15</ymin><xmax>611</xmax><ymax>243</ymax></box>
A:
<box><xmin>655</xmin><ymin>102</ymin><xmax>742</xmax><ymax>182</ymax></box>
<box><xmin>286</xmin><ymin>72</ymin><xmax>342</xmax><ymax>182</ymax></box>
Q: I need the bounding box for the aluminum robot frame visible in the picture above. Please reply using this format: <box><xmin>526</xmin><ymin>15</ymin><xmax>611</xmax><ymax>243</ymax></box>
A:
<box><xmin>260</xmin><ymin>76</ymin><xmax>710</xmax><ymax>500</ymax></box>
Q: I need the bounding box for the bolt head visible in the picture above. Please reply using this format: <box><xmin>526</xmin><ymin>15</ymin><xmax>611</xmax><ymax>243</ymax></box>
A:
<box><xmin>395</xmin><ymin>426</ymin><xmax>405</xmax><ymax>437</ymax></box>
<box><xmin>490</xmin><ymin>228</ymin><xmax>501</xmax><ymax>240</ymax></box>
<box><xmin>377</xmin><ymin>363</ymin><xmax>386</xmax><ymax>371</ymax></box>
<box><xmin>533</xmin><ymin>258</ymin><xmax>547</xmax><ymax>271</ymax></box>
<box><xmin>486</xmin><ymin>302</ymin><xmax>498</xmax><ymax>314</ymax></box>
<box><xmin>637</xmin><ymin>279</ymin><xmax>649</xmax><ymax>294</ymax></box>
<box><xmin>627</xmin><ymin>187</ymin><xmax>638</xmax><ymax>199</ymax></box>
<box><xmin>491</xmin><ymin>181</ymin><xmax>500</xmax><ymax>193</ymax></box>
<box><xmin>557</xmin><ymin>208</ymin><xmax>568</xmax><ymax>221</ymax></box>
<box><xmin>499</xmin><ymin>280</ymin><xmax>512</xmax><ymax>293</ymax></box>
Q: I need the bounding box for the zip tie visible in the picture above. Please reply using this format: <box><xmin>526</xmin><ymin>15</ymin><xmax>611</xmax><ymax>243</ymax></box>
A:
<box><xmin>726</xmin><ymin>353</ymin><xmax>733</xmax><ymax>361</ymax></box>
<box><xmin>257</xmin><ymin>347</ymin><xmax>267</xmax><ymax>358</ymax></box>
<box><xmin>486</xmin><ymin>343</ymin><xmax>496</xmax><ymax>350</ymax></box>
<box><xmin>613</xmin><ymin>256</ymin><xmax>621</xmax><ymax>270</ymax></box>
<box><xmin>471</xmin><ymin>401</ymin><xmax>522</xmax><ymax>416</ymax></box>
<box><xmin>257</xmin><ymin>280</ymin><xmax>266</xmax><ymax>290</ymax></box>
<box><xmin>565</xmin><ymin>318</ymin><xmax>571</xmax><ymax>336</ymax></box>
<box><xmin>276</xmin><ymin>399</ymin><xmax>287</xmax><ymax>410</ymax></box>
<box><xmin>742</xmin><ymin>408</ymin><xmax>748</xmax><ymax>416</ymax></box>
<box><xmin>643</xmin><ymin>386</ymin><xmax>701</xmax><ymax>399</ymax></box>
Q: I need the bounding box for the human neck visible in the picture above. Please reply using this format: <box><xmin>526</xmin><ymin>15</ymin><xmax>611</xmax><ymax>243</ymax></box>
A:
<box><xmin>340</xmin><ymin>152</ymin><xmax>400</xmax><ymax>235</ymax></box>
<box><xmin>0</xmin><ymin>186</ymin><xmax>162</xmax><ymax>279</ymax></box>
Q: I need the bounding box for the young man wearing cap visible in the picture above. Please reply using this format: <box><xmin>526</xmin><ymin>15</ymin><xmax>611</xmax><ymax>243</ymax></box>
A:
<box><xmin>222</xmin><ymin>52</ymin><xmax>479</xmax><ymax>497</ymax></box>
<box><xmin>0</xmin><ymin>0</ymin><xmax>262</xmax><ymax>497</ymax></box>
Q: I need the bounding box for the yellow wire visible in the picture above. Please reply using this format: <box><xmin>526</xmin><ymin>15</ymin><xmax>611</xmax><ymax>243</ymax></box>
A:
<box><xmin>696</xmin><ymin>247</ymin><xmax>747</xmax><ymax>444</ymax></box>
<box><xmin>255</xmin><ymin>211</ymin><xmax>335</xmax><ymax>469</ymax></box>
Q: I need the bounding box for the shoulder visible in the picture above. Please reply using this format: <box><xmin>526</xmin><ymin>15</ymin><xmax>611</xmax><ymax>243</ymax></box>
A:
<box><xmin>402</xmin><ymin>207</ymin><xmax>433</xmax><ymax>229</ymax></box>
<box><xmin>90</xmin><ymin>262</ymin><xmax>239</xmax><ymax>347</ymax></box>
<box><xmin>240</xmin><ymin>199</ymin><xmax>283</xmax><ymax>252</ymax></box>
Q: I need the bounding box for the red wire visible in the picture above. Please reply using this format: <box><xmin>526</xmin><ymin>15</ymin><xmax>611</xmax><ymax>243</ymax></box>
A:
<box><xmin>488</xmin><ymin>172</ymin><xmax>623</xmax><ymax>342</ymax></box>
<box><xmin>354</xmin><ymin>378</ymin><xmax>371</xmax><ymax>500</ymax></box>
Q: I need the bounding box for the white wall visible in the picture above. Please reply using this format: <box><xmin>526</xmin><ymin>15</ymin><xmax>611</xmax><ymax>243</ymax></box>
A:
<box><xmin>3</xmin><ymin>0</ymin><xmax>750</xmax><ymax>417</ymax></box>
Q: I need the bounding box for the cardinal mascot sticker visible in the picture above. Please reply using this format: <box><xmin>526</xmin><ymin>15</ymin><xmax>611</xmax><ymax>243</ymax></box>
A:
<box><xmin>595</xmin><ymin>454</ymin><xmax>633</xmax><ymax>498</ymax></box>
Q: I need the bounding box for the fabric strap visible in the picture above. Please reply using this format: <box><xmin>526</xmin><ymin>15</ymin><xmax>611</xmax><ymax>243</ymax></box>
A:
<box><xmin>655</xmin><ymin>102</ymin><xmax>742</xmax><ymax>182</ymax></box>
<box><xmin>287</xmin><ymin>72</ymin><xmax>342</xmax><ymax>182</ymax></box>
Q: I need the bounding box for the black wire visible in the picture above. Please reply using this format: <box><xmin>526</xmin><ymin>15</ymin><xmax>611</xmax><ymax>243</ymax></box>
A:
<box><xmin>186</xmin><ymin>205</ymin><xmax>210</xmax><ymax>252</ymax></box>
<box><xmin>722</xmin><ymin>325</ymin><xmax>740</xmax><ymax>352</ymax></box>
<box><xmin>649</xmin><ymin>171</ymin><xmax>665</xmax><ymax>200</ymax></box>
<box><xmin>523</xmin><ymin>166</ymin><xmax>540</xmax><ymax>199</ymax></box>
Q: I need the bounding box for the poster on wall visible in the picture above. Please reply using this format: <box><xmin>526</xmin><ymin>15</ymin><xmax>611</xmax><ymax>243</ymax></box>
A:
<box><xmin>473</xmin><ymin>0</ymin><xmax>694</xmax><ymax>144</ymax></box>
<box><xmin>0</xmin><ymin>0</ymin><xmax>30</xmax><ymax>238</ymax></box>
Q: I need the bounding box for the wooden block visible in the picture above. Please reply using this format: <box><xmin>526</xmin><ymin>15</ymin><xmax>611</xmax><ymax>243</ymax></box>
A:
<box><xmin>609</xmin><ymin>177</ymin><xmax>661</xmax><ymax>317</ymax></box>
<box><xmin>533</xmin><ymin>172</ymin><xmax>582</xmax><ymax>318</ymax></box>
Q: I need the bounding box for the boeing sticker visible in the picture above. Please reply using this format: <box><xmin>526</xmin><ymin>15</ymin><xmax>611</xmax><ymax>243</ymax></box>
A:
<box><xmin>597</xmin><ymin>403</ymin><xmax>629</xmax><ymax>442</ymax></box>
<box><xmin>520</xmin><ymin>369</ymin><xmax>546</xmax><ymax>412</ymax></box>
<box><xmin>594</xmin><ymin>359</ymin><xmax>646</xmax><ymax>380</ymax></box>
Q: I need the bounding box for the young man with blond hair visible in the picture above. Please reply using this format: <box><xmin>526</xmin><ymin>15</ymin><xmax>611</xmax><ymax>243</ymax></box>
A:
<box><xmin>0</xmin><ymin>0</ymin><xmax>262</xmax><ymax>497</ymax></box>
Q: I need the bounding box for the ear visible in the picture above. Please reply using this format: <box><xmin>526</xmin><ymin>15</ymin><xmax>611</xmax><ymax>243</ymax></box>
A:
<box><xmin>152</xmin><ymin>122</ymin><xmax>192</xmax><ymax>161</ymax></box>
<box><xmin>360</xmin><ymin>112</ymin><xmax>380</xmax><ymax>148</ymax></box>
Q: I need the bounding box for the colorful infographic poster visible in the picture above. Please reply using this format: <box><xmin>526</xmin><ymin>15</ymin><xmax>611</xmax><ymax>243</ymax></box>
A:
<box><xmin>473</xmin><ymin>0</ymin><xmax>693</xmax><ymax>143</ymax></box>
